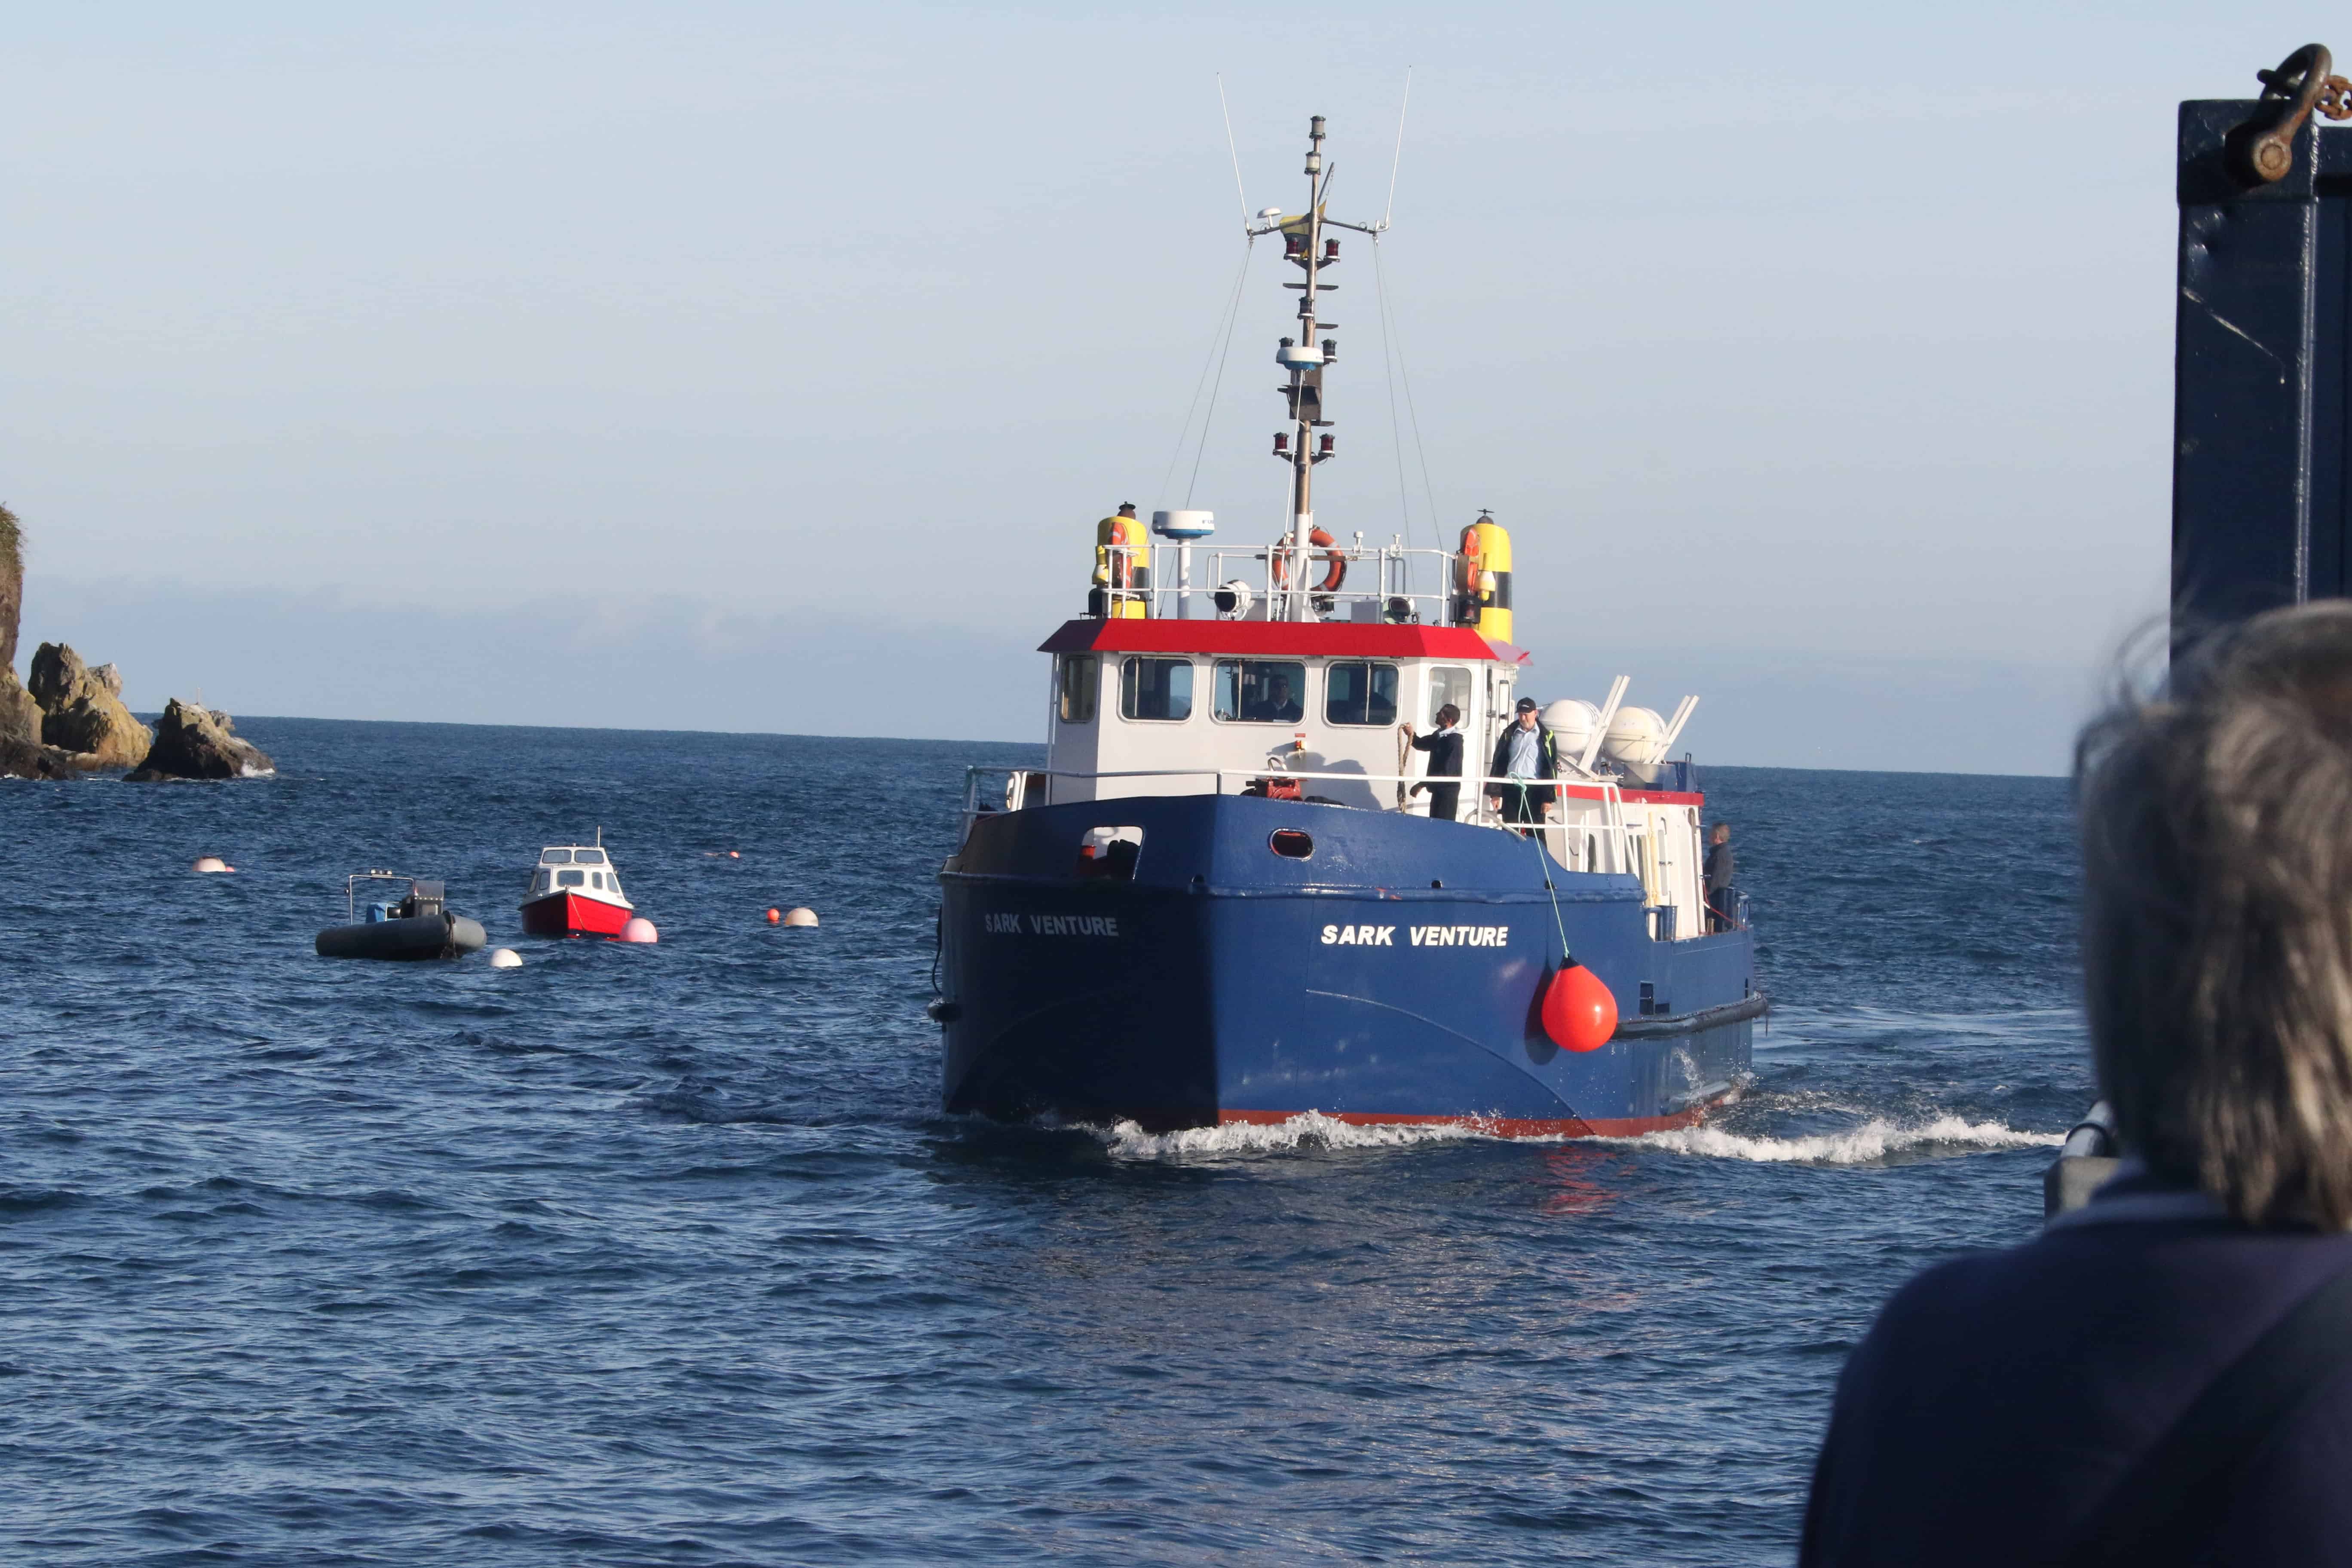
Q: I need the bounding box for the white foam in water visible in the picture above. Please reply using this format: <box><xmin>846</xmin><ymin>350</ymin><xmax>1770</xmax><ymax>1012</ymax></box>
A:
<box><xmin>1616</xmin><ymin>1114</ymin><xmax>2061</xmax><ymax>1165</ymax></box>
<box><xmin>1095</xmin><ymin>1109</ymin><xmax>1480</xmax><ymax>1160</ymax></box>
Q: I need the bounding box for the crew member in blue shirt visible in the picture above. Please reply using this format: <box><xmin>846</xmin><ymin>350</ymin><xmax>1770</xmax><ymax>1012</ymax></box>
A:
<box><xmin>1486</xmin><ymin>698</ymin><xmax>1557</xmax><ymax>831</ymax></box>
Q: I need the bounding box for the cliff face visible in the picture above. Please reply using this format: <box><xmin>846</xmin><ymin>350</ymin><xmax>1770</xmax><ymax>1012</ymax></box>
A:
<box><xmin>0</xmin><ymin>502</ymin><xmax>19</xmax><ymax>676</ymax></box>
<box><xmin>0</xmin><ymin>505</ymin><xmax>40</xmax><ymax>758</ymax></box>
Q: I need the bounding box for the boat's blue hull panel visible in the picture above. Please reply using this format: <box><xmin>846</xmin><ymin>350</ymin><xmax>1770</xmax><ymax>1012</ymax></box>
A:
<box><xmin>936</xmin><ymin>796</ymin><xmax>1758</xmax><ymax>1135</ymax></box>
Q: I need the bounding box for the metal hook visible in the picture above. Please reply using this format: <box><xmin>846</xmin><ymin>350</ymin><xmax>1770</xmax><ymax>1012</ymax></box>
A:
<box><xmin>2227</xmin><ymin>43</ymin><xmax>2352</xmax><ymax>186</ymax></box>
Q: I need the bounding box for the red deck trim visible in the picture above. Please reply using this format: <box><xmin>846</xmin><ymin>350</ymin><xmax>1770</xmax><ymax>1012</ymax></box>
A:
<box><xmin>1218</xmin><ymin>1106</ymin><xmax>1705</xmax><ymax>1139</ymax></box>
<box><xmin>1557</xmin><ymin>784</ymin><xmax>1706</xmax><ymax>806</ymax></box>
<box><xmin>1038</xmin><ymin>618</ymin><xmax>1516</xmax><ymax>662</ymax></box>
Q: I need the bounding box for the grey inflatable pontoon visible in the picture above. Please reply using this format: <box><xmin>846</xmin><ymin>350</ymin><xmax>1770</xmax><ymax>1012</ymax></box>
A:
<box><xmin>315</xmin><ymin>872</ymin><xmax>488</xmax><ymax>961</ymax></box>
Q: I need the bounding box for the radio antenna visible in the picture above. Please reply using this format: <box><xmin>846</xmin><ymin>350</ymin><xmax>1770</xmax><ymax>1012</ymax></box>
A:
<box><xmin>1382</xmin><ymin>69</ymin><xmax>1412</xmax><ymax>229</ymax></box>
<box><xmin>1217</xmin><ymin>74</ymin><xmax>1250</xmax><ymax>230</ymax></box>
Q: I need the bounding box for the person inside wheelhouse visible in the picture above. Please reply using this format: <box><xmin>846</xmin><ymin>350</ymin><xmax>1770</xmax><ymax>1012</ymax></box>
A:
<box><xmin>1222</xmin><ymin>663</ymin><xmax>1304</xmax><ymax>724</ymax></box>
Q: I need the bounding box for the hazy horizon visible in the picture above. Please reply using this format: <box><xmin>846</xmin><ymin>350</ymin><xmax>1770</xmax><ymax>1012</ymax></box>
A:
<box><xmin>5</xmin><ymin>3</ymin><xmax>2315</xmax><ymax>772</ymax></box>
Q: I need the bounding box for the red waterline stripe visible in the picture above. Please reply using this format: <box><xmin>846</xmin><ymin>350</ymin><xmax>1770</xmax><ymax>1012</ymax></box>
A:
<box><xmin>1217</xmin><ymin>1106</ymin><xmax>1705</xmax><ymax>1139</ymax></box>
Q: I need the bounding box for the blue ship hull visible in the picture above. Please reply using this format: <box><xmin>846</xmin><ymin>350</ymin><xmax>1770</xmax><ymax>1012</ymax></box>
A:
<box><xmin>935</xmin><ymin>795</ymin><xmax>1759</xmax><ymax>1136</ymax></box>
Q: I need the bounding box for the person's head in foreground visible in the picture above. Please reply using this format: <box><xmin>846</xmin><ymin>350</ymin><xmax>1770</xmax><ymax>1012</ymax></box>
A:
<box><xmin>2079</xmin><ymin>600</ymin><xmax>2352</xmax><ymax>1227</ymax></box>
<box><xmin>1800</xmin><ymin>602</ymin><xmax>2352</xmax><ymax>1568</ymax></box>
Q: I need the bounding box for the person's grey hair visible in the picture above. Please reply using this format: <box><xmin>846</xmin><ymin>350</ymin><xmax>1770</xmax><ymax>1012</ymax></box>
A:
<box><xmin>2078</xmin><ymin>601</ymin><xmax>2352</xmax><ymax>1227</ymax></box>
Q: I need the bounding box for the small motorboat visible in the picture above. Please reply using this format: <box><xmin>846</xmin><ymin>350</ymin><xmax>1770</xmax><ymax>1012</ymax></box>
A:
<box><xmin>315</xmin><ymin>872</ymin><xmax>488</xmax><ymax>961</ymax></box>
<box><xmin>518</xmin><ymin>836</ymin><xmax>636</xmax><ymax>937</ymax></box>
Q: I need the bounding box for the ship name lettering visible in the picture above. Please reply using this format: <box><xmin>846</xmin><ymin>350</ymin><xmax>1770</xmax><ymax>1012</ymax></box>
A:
<box><xmin>1318</xmin><ymin>924</ymin><xmax>1396</xmax><ymax>946</ymax></box>
<box><xmin>1406</xmin><ymin>924</ymin><xmax>1510</xmax><ymax>948</ymax></box>
<box><xmin>1027</xmin><ymin>914</ymin><xmax>1119</xmax><ymax>937</ymax></box>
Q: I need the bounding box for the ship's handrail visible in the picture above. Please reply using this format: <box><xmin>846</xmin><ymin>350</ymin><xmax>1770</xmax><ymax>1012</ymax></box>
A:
<box><xmin>1099</xmin><ymin>541</ymin><xmax>1461</xmax><ymax>624</ymax></box>
<box><xmin>959</xmin><ymin>763</ymin><xmax>1655</xmax><ymax>873</ymax></box>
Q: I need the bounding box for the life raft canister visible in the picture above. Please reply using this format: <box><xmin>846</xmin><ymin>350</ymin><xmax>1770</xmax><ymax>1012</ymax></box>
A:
<box><xmin>1093</xmin><ymin>513</ymin><xmax>1151</xmax><ymax>619</ymax></box>
<box><xmin>1271</xmin><ymin>526</ymin><xmax>1347</xmax><ymax>594</ymax></box>
<box><xmin>1453</xmin><ymin>516</ymin><xmax>1512</xmax><ymax>642</ymax></box>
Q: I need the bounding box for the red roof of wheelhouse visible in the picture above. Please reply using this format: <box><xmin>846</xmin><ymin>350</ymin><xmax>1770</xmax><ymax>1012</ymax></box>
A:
<box><xmin>1038</xmin><ymin>619</ymin><xmax>1524</xmax><ymax>663</ymax></box>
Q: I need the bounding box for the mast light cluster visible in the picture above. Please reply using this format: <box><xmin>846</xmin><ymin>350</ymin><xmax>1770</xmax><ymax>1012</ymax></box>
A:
<box><xmin>1236</xmin><ymin>115</ymin><xmax>1389</xmax><ymax>622</ymax></box>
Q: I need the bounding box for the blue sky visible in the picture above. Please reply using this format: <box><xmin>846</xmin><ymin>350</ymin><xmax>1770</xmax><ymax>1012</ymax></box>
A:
<box><xmin>1</xmin><ymin>3</ymin><xmax>2329</xmax><ymax>769</ymax></box>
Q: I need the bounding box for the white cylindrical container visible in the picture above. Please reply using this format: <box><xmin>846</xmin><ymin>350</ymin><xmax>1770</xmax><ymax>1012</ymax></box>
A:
<box><xmin>1602</xmin><ymin>706</ymin><xmax>1669</xmax><ymax>784</ymax></box>
<box><xmin>1541</xmin><ymin>700</ymin><xmax>1600</xmax><ymax>766</ymax></box>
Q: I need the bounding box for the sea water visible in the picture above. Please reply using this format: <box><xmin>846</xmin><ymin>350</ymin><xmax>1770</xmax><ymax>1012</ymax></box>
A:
<box><xmin>0</xmin><ymin>720</ymin><xmax>2087</xmax><ymax>1565</ymax></box>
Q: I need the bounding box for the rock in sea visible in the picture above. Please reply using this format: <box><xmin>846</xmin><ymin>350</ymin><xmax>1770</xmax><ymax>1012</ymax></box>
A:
<box><xmin>126</xmin><ymin>699</ymin><xmax>276</xmax><ymax>781</ymax></box>
<box><xmin>29</xmin><ymin>642</ymin><xmax>151</xmax><ymax>769</ymax></box>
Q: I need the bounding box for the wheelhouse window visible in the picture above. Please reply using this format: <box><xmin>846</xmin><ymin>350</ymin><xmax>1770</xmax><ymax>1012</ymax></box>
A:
<box><xmin>1325</xmin><ymin>662</ymin><xmax>1399</xmax><ymax>726</ymax></box>
<box><xmin>1429</xmin><ymin>666</ymin><xmax>1472</xmax><ymax>725</ymax></box>
<box><xmin>557</xmin><ymin>870</ymin><xmax>586</xmax><ymax>887</ymax></box>
<box><xmin>1213</xmin><ymin>660</ymin><xmax>1306</xmax><ymax>723</ymax></box>
<box><xmin>1119</xmin><ymin>657</ymin><xmax>1194</xmax><ymax>722</ymax></box>
<box><xmin>541</xmin><ymin>849</ymin><xmax>573</xmax><ymax>864</ymax></box>
<box><xmin>1057</xmin><ymin>654</ymin><xmax>1099</xmax><ymax>724</ymax></box>
<box><xmin>575</xmin><ymin>850</ymin><xmax>606</xmax><ymax>865</ymax></box>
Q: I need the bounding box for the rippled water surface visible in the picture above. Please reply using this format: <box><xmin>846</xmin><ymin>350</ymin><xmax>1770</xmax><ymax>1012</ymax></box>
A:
<box><xmin>0</xmin><ymin>723</ymin><xmax>2089</xmax><ymax>1565</ymax></box>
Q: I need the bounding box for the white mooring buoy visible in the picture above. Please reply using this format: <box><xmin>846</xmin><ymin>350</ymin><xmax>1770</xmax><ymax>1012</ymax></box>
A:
<box><xmin>619</xmin><ymin>917</ymin><xmax>659</xmax><ymax>943</ymax></box>
<box><xmin>488</xmin><ymin>948</ymin><xmax>523</xmax><ymax>969</ymax></box>
<box><xmin>783</xmin><ymin>907</ymin><xmax>818</xmax><ymax>928</ymax></box>
<box><xmin>191</xmin><ymin>856</ymin><xmax>233</xmax><ymax>874</ymax></box>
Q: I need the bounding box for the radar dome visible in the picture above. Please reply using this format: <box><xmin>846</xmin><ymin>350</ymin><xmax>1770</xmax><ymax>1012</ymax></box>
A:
<box><xmin>1540</xmin><ymin>699</ymin><xmax>1600</xmax><ymax>764</ymax></box>
<box><xmin>1602</xmin><ymin>706</ymin><xmax>1669</xmax><ymax>784</ymax></box>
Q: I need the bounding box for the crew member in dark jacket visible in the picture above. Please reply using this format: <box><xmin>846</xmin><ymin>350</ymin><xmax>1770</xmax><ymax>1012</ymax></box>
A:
<box><xmin>1487</xmin><ymin>698</ymin><xmax>1558</xmax><ymax>830</ymax></box>
<box><xmin>1703</xmin><ymin>822</ymin><xmax>1735</xmax><ymax>930</ymax></box>
<box><xmin>1402</xmin><ymin>704</ymin><xmax>1465</xmax><ymax>821</ymax></box>
<box><xmin>1801</xmin><ymin>603</ymin><xmax>2352</xmax><ymax>1568</ymax></box>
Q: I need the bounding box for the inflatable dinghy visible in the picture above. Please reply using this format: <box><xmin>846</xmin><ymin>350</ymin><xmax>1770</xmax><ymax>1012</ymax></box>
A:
<box><xmin>315</xmin><ymin>873</ymin><xmax>488</xmax><ymax>961</ymax></box>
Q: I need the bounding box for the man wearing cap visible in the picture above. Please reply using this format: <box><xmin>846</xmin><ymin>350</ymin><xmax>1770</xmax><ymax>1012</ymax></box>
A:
<box><xmin>1486</xmin><ymin>698</ymin><xmax>1558</xmax><ymax>832</ymax></box>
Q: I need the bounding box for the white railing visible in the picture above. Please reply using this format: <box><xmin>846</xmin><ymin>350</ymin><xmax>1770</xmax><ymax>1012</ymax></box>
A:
<box><xmin>1096</xmin><ymin>541</ymin><xmax>1461</xmax><ymax>624</ymax></box>
<box><xmin>962</xmin><ymin>763</ymin><xmax>1641</xmax><ymax>874</ymax></box>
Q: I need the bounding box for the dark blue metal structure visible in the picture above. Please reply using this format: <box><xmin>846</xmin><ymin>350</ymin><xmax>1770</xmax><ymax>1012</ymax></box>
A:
<box><xmin>2175</xmin><ymin>46</ymin><xmax>2352</xmax><ymax>631</ymax></box>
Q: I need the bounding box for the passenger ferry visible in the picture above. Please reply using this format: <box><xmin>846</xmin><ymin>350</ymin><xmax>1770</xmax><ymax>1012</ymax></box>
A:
<box><xmin>932</xmin><ymin>117</ymin><xmax>1761</xmax><ymax>1136</ymax></box>
<box><xmin>519</xmin><ymin>837</ymin><xmax>635</xmax><ymax>938</ymax></box>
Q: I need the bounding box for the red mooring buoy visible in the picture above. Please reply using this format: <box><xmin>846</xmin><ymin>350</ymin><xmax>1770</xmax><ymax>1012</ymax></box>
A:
<box><xmin>1542</xmin><ymin>963</ymin><xmax>1618</xmax><ymax>1053</ymax></box>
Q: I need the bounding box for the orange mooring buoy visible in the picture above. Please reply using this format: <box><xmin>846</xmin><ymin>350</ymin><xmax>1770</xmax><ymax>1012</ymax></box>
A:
<box><xmin>1542</xmin><ymin>963</ymin><xmax>1618</xmax><ymax>1053</ymax></box>
<box><xmin>765</xmin><ymin>907</ymin><xmax>781</xmax><ymax>924</ymax></box>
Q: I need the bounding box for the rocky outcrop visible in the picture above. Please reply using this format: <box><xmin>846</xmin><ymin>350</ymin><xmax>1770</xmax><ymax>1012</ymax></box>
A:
<box><xmin>0</xmin><ymin>734</ymin><xmax>72</xmax><ymax>778</ymax></box>
<box><xmin>29</xmin><ymin>642</ymin><xmax>151</xmax><ymax>769</ymax></box>
<box><xmin>126</xmin><ymin>699</ymin><xmax>275</xmax><ymax>781</ymax></box>
<box><xmin>0</xmin><ymin>667</ymin><xmax>36</xmax><ymax>748</ymax></box>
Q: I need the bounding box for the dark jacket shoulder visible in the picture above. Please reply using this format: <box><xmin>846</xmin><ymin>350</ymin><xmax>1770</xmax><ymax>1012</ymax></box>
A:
<box><xmin>1802</xmin><ymin>1216</ymin><xmax>2352</xmax><ymax>1567</ymax></box>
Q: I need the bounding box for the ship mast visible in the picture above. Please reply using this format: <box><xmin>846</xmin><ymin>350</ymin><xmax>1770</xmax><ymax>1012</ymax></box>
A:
<box><xmin>1250</xmin><ymin>116</ymin><xmax>1386</xmax><ymax>621</ymax></box>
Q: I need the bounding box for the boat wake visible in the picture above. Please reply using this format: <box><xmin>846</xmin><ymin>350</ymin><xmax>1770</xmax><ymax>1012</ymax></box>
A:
<box><xmin>1094</xmin><ymin>1110</ymin><xmax>1480</xmax><ymax>1161</ymax></box>
<box><xmin>1610</xmin><ymin>1114</ymin><xmax>2061</xmax><ymax>1166</ymax></box>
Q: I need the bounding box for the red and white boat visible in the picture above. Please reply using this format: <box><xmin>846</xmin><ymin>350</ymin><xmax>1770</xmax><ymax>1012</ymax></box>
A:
<box><xmin>518</xmin><ymin>837</ymin><xmax>635</xmax><ymax>937</ymax></box>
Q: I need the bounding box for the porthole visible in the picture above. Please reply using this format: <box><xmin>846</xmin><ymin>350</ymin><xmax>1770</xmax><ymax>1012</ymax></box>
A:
<box><xmin>1269</xmin><ymin>829</ymin><xmax>1314</xmax><ymax>859</ymax></box>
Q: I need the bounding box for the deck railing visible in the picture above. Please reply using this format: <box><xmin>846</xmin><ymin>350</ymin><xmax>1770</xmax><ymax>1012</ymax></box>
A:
<box><xmin>1097</xmin><ymin>541</ymin><xmax>1462</xmax><ymax>625</ymax></box>
<box><xmin>959</xmin><ymin>764</ymin><xmax>1640</xmax><ymax>875</ymax></box>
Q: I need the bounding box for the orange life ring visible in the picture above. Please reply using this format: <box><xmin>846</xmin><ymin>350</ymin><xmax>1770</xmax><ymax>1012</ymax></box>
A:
<box><xmin>1272</xmin><ymin>527</ymin><xmax>1347</xmax><ymax>593</ymax></box>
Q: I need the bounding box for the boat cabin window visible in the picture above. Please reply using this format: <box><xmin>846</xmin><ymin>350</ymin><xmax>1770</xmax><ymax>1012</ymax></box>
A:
<box><xmin>1325</xmin><ymin>662</ymin><xmax>1399</xmax><ymax>726</ymax></box>
<box><xmin>1213</xmin><ymin>659</ymin><xmax>1306</xmax><ymax>723</ymax></box>
<box><xmin>1119</xmin><ymin>657</ymin><xmax>1194</xmax><ymax>722</ymax></box>
<box><xmin>1057</xmin><ymin>655</ymin><xmax>1098</xmax><ymax>724</ymax></box>
<box><xmin>557</xmin><ymin>869</ymin><xmax>586</xmax><ymax>887</ymax></box>
<box><xmin>1429</xmin><ymin>666</ymin><xmax>1472</xmax><ymax>725</ymax></box>
<box><xmin>541</xmin><ymin>849</ymin><xmax>573</xmax><ymax>864</ymax></box>
<box><xmin>575</xmin><ymin>850</ymin><xmax>606</xmax><ymax>865</ymax></box>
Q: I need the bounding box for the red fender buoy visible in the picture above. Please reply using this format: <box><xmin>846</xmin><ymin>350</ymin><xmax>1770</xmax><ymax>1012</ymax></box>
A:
<box><xmin>1543</xmin><ymin>963</ymin><xmax>1618</xmax><ymax>1053</ymax></box>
